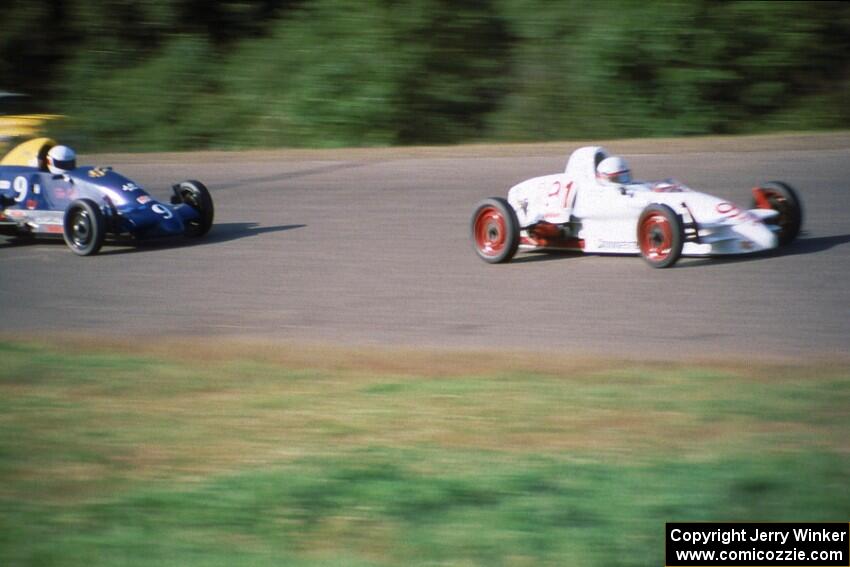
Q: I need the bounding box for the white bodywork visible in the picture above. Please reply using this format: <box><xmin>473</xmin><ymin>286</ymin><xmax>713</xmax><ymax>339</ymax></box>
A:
<box><xmin>507</xmin><ymin>146</ymin><xmax>779</xmax><ymax>256</ymax></box>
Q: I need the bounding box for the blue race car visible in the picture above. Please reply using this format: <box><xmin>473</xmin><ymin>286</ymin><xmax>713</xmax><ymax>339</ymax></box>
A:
<box><xmin>0</xmin><ymin>138</ymin><xmax>213</xmax><ymax>256</ymax></box>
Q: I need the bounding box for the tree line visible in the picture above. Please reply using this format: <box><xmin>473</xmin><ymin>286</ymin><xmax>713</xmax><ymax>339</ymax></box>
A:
<box><xmin>2</xmin><ymin>0</ymin><xmax>848</xmax><ymax>150</ymax></box>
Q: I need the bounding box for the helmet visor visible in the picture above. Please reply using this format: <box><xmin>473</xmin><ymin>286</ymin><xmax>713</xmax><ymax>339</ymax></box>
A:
<box><xmin>602</xmin><ymin>169</ymin><xmax>631</xmax><ymax>184</ymax></box>
<box><xmin>51</xmin><ymin>158</ymin><xmax>76</xmax><ymax>171</ymax></box>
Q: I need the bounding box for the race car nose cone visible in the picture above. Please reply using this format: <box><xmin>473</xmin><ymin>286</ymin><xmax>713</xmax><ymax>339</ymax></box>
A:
<box><xmin>156</xmin><ymin>214</ymin><xmax>185</xmax><ymax>236</ymax></box>
<box><xmin>735</xmin><ymin>221</ymin><xmax>778</xmax><ymax>252</ymax></box>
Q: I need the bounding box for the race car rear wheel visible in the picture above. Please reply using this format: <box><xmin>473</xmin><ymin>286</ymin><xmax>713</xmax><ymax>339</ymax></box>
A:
<box><xmin>751</xmin><ymin>181</ymin><xmax>802</xmax><ymax>246</ymax></box>
<box><xmin>63</xmin><ymin>198</ymin><xmax>105</xmax><ymax>256</ymax></box>
<box><xmin>637</xmin><ymin>204</ymin><xmax>684</xmax><ymax>268</ymax></box>
<box><xmin>471</xmin><ymin>197</ymin><xmax>519</xmax><ymax>263</ymax></box>
<box><xmin>177</xmin><ymin>180</ymin><xmax>214</xmax><ymax>237</ymax></box>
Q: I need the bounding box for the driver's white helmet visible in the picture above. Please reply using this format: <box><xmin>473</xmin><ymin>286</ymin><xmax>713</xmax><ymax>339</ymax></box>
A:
<box><xmin>596</xmin><ymin>156</ymin><xmax>631</xmax><ymax>186</ymax></box>
<box><xmin>46</xmin><ymin>145</ymin><xmax>77</xmax><ymax>174</ymax></box>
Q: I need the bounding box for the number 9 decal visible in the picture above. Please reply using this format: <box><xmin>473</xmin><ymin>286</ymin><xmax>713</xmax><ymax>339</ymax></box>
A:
<box><xmin>151</xmin><ymin>203</ymin><xmax>173</xmax><ymax>219</ymax></box>
<box><xmin>13</xmin><ymin>176</ymin><xmax>28</xmax><ymax>202</ymax></box>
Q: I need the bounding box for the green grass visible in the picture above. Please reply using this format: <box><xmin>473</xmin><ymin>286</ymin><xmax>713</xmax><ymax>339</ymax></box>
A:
<box><xmin>0</xmin><ymin>341</ymin><xmax>848</xmax><ymax>566</ymax></box>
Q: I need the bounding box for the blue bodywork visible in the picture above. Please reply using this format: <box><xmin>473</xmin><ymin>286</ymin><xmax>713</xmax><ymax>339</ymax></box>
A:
<box><xmin>0</xmin><ymin>164</ymin><xmax>201</xmax><ymax>239</ymax></box>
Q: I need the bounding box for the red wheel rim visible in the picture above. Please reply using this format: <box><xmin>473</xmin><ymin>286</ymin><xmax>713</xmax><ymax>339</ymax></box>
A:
<box><xmin>756</xmin><ymin>189</ymin><xmax>791</xmax><ymax>231</ymax></box>
<box><xmin>639</xmin><ymin>213</ymin><xmax>672</xmax><ymax>261</ymax></box>
<box><xmin>754</xmin><ymin>189</ymin><xmax>778</xmax><ymax>210</ymax></box>
<box><xmin>474</xmin><ymin>206</ymin><xmax>507</xmax><ymax>257</ymax></box>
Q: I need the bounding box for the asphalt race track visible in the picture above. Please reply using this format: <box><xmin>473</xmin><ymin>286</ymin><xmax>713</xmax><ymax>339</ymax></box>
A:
<box><xmin>2</xmin><ymin>135</ymin><xmax>849</xmax><ymax>360</ymax></box>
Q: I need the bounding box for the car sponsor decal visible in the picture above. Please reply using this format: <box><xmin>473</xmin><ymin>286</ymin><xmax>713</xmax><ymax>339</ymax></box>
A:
<box><xmin>0</xmin><ymin>180</ymin><xmax>10</xmax><ymax>190</ymax></box>
<box><xmin>53</xmin><ymin>187</ymin><xmax>73</xmax><ymax>199</ymax></box>
<box><xmin>715</xmin><ymin>202</ymin><xmax>737</xmax><ymax>214</ymax></box>
<box><xmin>88</xmin><ymin>167</ymin><xmax>108</xmax><ymax>178</ymax></box>
<box><xmin>597</xmin><ymin>239</ymin><xmax>637</xmax><ymax>250</ymax></box>
<box><xmin>716</xmin><ymin>201</ymin><xmax>757</xmax><ymax>223</ymax></box>
<box><xmin>122</xmin><ymin>182</ymin><xmax>140</xmax><ymax>192</ymax></box>
<box><xmin>29</xmin><ymin>212</ymin><xmax>63</xmax><ymax>226</ymax></box>
<box><xmin>137</xmin><ymin>195</ymin><xmax>151</xmax><ymax>204</ymax></box>
<box><xmin>652</xmin><ymin>182</ymin><xmax>683</xmax><ymax>192</ymax></box>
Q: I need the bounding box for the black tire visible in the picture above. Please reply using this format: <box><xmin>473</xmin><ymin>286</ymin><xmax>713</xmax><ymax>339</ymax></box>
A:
<box><xmin>751</xmin><ymin>181</ymin><xmax>802</xmax><ymax>246</ymax></box>
<box><xmin>637</xmin><ymin>204</ymin><xmax>684</xmax><ymax>268</ymax></box>
<box><xmin>471</xmin><ymin>197</ymin><xmax>520</xmax><ymax>263</ymax></box>
<box><xmin>177</xmin><ymin>180</ymin><xmax>214</xmax><ymax>237</ymax></box>
<box><xmin>63</xmin><ymin>198</ymin><xmax>105</xmax><ymax>256</ymax></box>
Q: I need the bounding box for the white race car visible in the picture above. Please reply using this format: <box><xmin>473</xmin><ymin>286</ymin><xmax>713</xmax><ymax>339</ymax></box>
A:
<box><xmin>470</xmin><ymin>146</ymin><xmax>802</xmax><ymax>268</ymax></box>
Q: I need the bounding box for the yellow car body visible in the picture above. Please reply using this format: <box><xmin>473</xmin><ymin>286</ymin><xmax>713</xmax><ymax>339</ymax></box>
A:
<box><xmin>0</xmin><ymin>137</ymin><xmax>57</xmax><ymax>167</ymax></box>
<box><xmin>0</xmin><ymin>93</ymin><xmax>61</xmax><ymax>153</ymax></box>
<box><xmin>0</xmin><ymin>113</ymin><xmax>59</xmax><ymax>138</ymax></box>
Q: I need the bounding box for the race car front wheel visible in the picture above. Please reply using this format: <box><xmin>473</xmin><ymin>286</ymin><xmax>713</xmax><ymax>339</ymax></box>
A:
<box><xmin>177</xmin><ymin>180</ymin><xmax>214</xmax><ymax>237</ymax></box>
<box><xmin>63</xmin><ymin>198</ymin><xmax>105</xmax><ymax>256</ymax></box>
<box><xmin>471</xmin><ymin>197</ymin><xmax>520</xmax><ymax>263</ymax></box>
<box><xmin>751</xmin><ymin>181</ymin><xmax>802</xmax><ymax>246</ymax></box>
<box><xmin>637</xmin><ymin>204</ymin><xmax>684</xmax><ymax>268</ymax></box>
